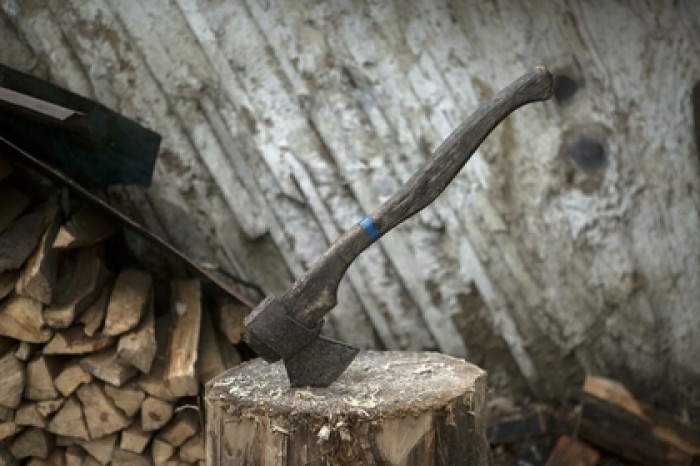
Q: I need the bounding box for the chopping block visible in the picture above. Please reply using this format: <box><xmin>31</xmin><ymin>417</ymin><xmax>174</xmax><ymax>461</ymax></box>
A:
<box><xmin>205</xmin><ymin>351</ymin><xmax>491</xmax><ymax>466</ymax></box>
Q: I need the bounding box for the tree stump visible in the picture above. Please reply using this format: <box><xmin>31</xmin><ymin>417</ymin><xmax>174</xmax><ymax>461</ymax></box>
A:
<box><xmin>205</xmin><ymin>351</ymin><xmax>491</xmax><ymax>465</ymax></box>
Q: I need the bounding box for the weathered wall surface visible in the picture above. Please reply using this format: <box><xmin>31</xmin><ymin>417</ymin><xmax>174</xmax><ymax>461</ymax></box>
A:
<box><xmin>2</xmin><ymin>0</ymin><xmax>699</xmax><ymax>416</ymax></box>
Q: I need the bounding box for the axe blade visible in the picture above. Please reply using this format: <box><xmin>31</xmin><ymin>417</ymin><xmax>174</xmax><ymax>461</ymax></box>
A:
<box><xmin>284</xmin><ymin>336</ymin><xmax>359</xmax><ymax>387</ymax></box>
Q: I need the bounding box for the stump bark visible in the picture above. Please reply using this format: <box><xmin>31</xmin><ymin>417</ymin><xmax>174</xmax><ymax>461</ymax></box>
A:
<box><xmin>205</xmin><ymin>351</ymin><xmax>491</xmax><ymax>465</ymax></box>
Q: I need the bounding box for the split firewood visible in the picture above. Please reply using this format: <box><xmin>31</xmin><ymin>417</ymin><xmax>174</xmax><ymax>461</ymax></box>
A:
<box><xmin>197</xmin><ymin>307</ymin><xmax>227</xmax><ymax>384</ymax></box>
<box><xmin>141</xmin><ymin>396</ymin><xmax>174</xmax><ymax>431</ymax></box>
<box><xmin>14</xmin><ymin>403</ymin><xmax>45</xmax><ymax>428</ymax></box>
<box><xmin>0</xmin><ymin>295</ymin><xmax>51</xmax><ymax>343</ymax></box>
<box><xmin>487</xmin><ymin>404</ymin><xmax>552</xmax><ymax>444</ymax></box>
<box><xmin>24</xmin><ymin>355</ymin><xmax>61</xmax><ymax>401</ymax></box>
<box><xmin>47</xmin><ymin>396</ymin><xmax>89</xmax><ymax>441</ymax></box>
<box><xmin>43</xmin><ymin>326</ymin><xmax>114</xmax><ymax>355</ymax></box>
<box><xmin>216</xmin><ymin>296</ymin><xmax>249</xmax><ymax>345</ymax></box>
<box><xmin>119</xmin><ymin>422</ymin><xmax>152</xmax><ymax>454</ymax></box>
<box><xmin>0</xmin><ymin>421</ymin><xmax>21</xmax><ymax>441</ymax></box>
<box><xmin>44</xmin><ymin>244</ymin><xmax>107</xmax><ymax>328</ymax></box>
<box><xmin>15</xmin><ymin>204</ymin><xmax>60</xmax><ymax>304</ymax></box>
<box><xmin>81</xmin><ymin>454</ymin><xmax>102</xmax><ymax>466</ymax></box>
<box><xmin>0</xmin><ymin>271</ymin><xmax>18</xmax><ymax>299</ymax></box>
<box><xmin>0</xmin><ymin>351</ymin><xmax>24</xmax><ymax>409</ymax></box>
<box><xmin>26</xmin><ymin>448</ymin><xmax>67</xmax><ymax>466</ymax></box>
<box><xmin>79</xmin><ymin>347</ymin><xmax>138</xmax><ymax>387</ymax></box>
<box><xmin>76</xmin><ymin>383</ymin><xmax>131</xmax><ymax>439</ymax></box>
<box><xmin>545</xmin><ymin>435</ymin><xmax>599</xmax><ymax>466</ymax></box>
<box><xmin>0</xmin><ymin>405</ymin><xmax>12</xmax><ymax>422</ymax></box>
<box><xmin>0</xmin><ymin>445</ymin><xmax>18</xmax><ymax>466</ymax></box>
<box><xmin>77</xmin><ymin>282</ymin><xmax>111</xmax><ymax>337</ymax></box>
<box><xmin>578</xmin><ymin>375</ymin><xmax>700</xmax><ymax>466</ymax></box>
<box><xmin>14</xmin><ymin>341</ymin><xmax>32</xmax><ymax>361</ymax></box>
<box><xmin>111</xmin><ymin>448</ymin><xmax>151</xmax><ymax>466</ymax></box>
<box><xmin>9</xmin><ymin>426</ymin><xmax>53</xmax><ymax>460</ymax></box>
<box><xmin>138</xmin><ymin>314</ymin><xmax>178</xmax><ymax>401</ymax></box>
<box><xmin>63</xmin><ymin>446</ymin><xmax>85</xmax><ymax>466</ymax></box>
<box><xmin>217</xmin><ymin>329</ymin><xmax>242</xmax><ymax>369</ymax></box>
<box><xmin>166</xmin><ymin>279</ymin><xmax>202</xmax><ymax>397</ymax></box>
<box><xmin>77</xmin><ymin>433</ymin><xmax>117</xmax><ymax>465</ymax></box>
<box><xmin>103</xmin><ymin>382</ymin><xmax>145</xmax><ymax>418</ymax></box>
<box><xmin>54</xmin><ymin>361</ymin><xmax>93</xmax><ymax>397</ymax></box>
<box><xmin>157</xmin><ymin>407</ymin><xmax>199</xmax><ymax>447</ymax></box>
<box><xmin>52</xmin><ymin>207</ymin><xmax>114</xmax><ymax>250</ymax></box>
<box><xmin>179</xmin><ymin>431</ymin><xmax>205</xmax><ymax>463</ymax></box>
<box><xmin>103</xmin><ymin>268</ymin><xmax>152</xmax><ymax>337</ymax></box>
<box><xmin>0</xmin><ymin>200</ymin><xmax>56</xmax><ymax>273</ymax></box>
<box><xmin>0</xmin><ymin>184</ymin><xmax>30</xmax><ymax>234</ymax></box>
<box><xmin>116</xmin><ymin>296</ymin><xmax>156</xmax><ymax>373</ymax></box>
<box><xmin>151</xmin><ymin>438</ymin><xmax>176</xmax><ymax>465</ymax></box>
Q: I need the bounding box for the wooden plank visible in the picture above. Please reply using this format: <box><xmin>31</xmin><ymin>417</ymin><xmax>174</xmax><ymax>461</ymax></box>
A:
<box><xmin>0</xmin><ymin>350</ymin><xmax>24</xmax><ymax>409</ymax></box>
<box><xmin>43</xmin><ymin>326</ymin><xmax>114</xmax><ymax>355</ymax></box>
<box><xmin>166</xmin><ymin>279</ymin><xmax>202</xmax><ymax>397</ymax></box>
<box><xmin>76</xmin><ymin>383</ymin><xmax>131</xmax><ymax>439</ymax></box>
<box><xmin>53</xmin><ymin>207</ymin><xmax>115</xmax><ymax>250</ymax></box>
<box><xmin>24</xmin><ymin>355</ymin><xmax>60</xmax><ymax>401</ymax></box>
<box><xmin>47</xmin><ymin>396</ymin><xmax>89</xmax><ymax>441</ymax></box>
<box><xmin>44</xmin><ymin>245</ymin><xmax>107</xmax><ymax>328</ymax></box>
<box><xmin>0</xmin><ymin>295</ymin><xmax>52</xmax><ymax>343</ymax></box>
<box><xmin>103</xmin><ymin>268</ymin><xmax>152</xmax><ymax>337</ymax></box>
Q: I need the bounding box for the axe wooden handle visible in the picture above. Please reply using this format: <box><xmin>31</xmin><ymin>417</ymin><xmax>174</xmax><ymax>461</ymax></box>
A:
<box><xmin>281</xmin><ymin>66</ymin><xmax>553</xmax><ymax>327</ymax></box>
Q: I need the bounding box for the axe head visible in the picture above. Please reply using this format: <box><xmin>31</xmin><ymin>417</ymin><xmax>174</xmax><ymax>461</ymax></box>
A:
<box><xmin>244</xmin><ymin>295</ymin><xmax>359</xmax><ymax>387</ymax></box>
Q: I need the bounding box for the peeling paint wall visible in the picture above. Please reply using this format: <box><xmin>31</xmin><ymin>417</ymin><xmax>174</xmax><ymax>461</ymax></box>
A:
<box><xmin>2</xmin><ymin>0</ymin><xmax>699</xmax><ymax>416</ymax></box>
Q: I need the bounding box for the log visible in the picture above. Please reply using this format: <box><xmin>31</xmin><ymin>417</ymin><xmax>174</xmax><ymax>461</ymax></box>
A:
<box><xmin>578</xmin><ymin>376</ymin><xmax>700</xmax><ymax>466</ymax></box>
<box><xmin>116</xmin><ymin>295</ymin><xmax>156</xmax><ymax>373</ymax></box>
<box><xmin>77</xmin><ymin>281</ymin><xmax>110</xmax><ymax>337</ymax></box>
<box><xmin>14</xmin><ymin>399</ymin><xmax>63</xmax><ymax>429</ymax></box>
<box><xmin>215</xmin><ymin>297</ymin><xmax>249</xmax><ymax>345</ymax></box>
<box><xmin>0</xmin><ymin>350</ymin><xmax>24</xmax><ymax>408</ymax></box>
<box><xmin>77</xmin><ymin>433</ymin><xmax>117</xmax><ymax>464</ymax></box>
<box><xmin>166</xmin><ymin>279</ymin><xmax>202</xmax><ymax>397</ymax></box>
<box><xmin>15</xmin><ymin>205</ymin><xmax>60</xmax><ymax>304</ymax></box>
<box><xmin>151</xmin><ymin>438</ymin><xmax>176</xmax><ymax>464</ymax></box>
<box><xmin>545</xmin><ymin>435</ymin><xmax>599</xmax><ymax>466</ymax></box>
<box><xmin>206</xmin><ymin>351</ymin><xmax>490</xmax><ymax>465</ymax></box>
<box><xmin>79</xmin><ymin>348</ymin><xmax>139</xmax><ymax>387</ymax></box>
<box><xmin>179</xmin><ymin>431</ymin><xmax>205</xmax><ymax>463</ymax></box>
<box><xmin>43</xmin><ymin>326</ymin><xmax>114</xmax><ymax>355</ymax></box>
<box><xmin>0</xmin><ymin>184</ymin><xmax>29</xmax><ymax>234</ymax></box>
<box><xmin>0</xmin><ymin>295</ymin><xmax>51</xmax><ymax>343</ymax></box>
<box><xmin>197</xmin><ymin>308</ymin><xmax>228</xmax><ymax>384</ymax></box>
<box><xmin>138</xmin><ymin>314</ymin><xmax>178</xmax><ymax>401</ymax></box>
<box><xmin>24</xmin><ymin>355</ymin><xmax>60</xmax><ymax>401</ymax></box>
<box><xmin>54</xmin><ymin>361</ymin><xmax>93</xmax><ymax>397</ymax></box>
<box><xmin>103</xmin><ymin>268</ymin><xmax>152</xmax><ymax>337</ymax></box>
<box><xmin>76</xmin><ymin>383</ymin><xmax>131</xmax><ymax>439</ymax></box>
<box><xmin>9</xmin><ymin>426</ymin><xmax>53</xmax><ymax>460</ymax></box>
<box><xmin>47</xmin><ymin>396</ymin><xmax>89</xmax><ymax>441</ymax></box>
<box><xmin>141</xmin><ymin>395</ymin><xmax>174</xmax><ymax>431</ymax></box>
<box><xmin>44</xmin><ymin>245</ymin><xmax>107</xmax><ymax>328</ymax></box>
<box><xmin>52</xmin><ymin>207</ymin><xmax>114</xmax><ymax>250</ymax></box>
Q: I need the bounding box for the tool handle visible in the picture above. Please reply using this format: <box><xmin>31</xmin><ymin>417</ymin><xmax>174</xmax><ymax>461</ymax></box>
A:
<box><xmin>283</xmin><ymin>67</ymin><xmax>553</xmax><ymax>325</ymax></box>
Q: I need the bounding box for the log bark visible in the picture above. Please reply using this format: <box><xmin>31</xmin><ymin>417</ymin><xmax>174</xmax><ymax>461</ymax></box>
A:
<box><xmin>206</xmin><ymin>351</ymin><xmax>490</xmax><ymax>465</ymax></box>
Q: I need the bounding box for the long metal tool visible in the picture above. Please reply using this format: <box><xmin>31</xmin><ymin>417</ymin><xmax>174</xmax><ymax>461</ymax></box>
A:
<box><xmin>245</xmin><ymin>66</ymin><xmax>554</xmax><ymax>387</ymax></box>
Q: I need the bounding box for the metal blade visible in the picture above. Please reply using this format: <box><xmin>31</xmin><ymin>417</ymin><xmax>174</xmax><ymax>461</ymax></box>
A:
<box><xmin>283</xmin><ymin>336</ymin><xmax>359</xmax><ymax>387</ymax></box>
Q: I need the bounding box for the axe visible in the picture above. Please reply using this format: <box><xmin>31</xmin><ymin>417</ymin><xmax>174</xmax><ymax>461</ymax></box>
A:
<box><xmin>245</xmin><ymin>66</ymin><xmax>554</xmax><ymax>387</ymax></box>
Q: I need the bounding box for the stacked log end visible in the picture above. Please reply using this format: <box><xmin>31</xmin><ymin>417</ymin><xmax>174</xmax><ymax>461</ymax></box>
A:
<box><xmin>0</xmin><ymin>161</ymin><xmax>248</xmax><ymax>465</ymax></box>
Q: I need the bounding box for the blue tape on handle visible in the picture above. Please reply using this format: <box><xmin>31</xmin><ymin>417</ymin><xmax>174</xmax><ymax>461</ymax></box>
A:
<box><xmin>359</xmin><ymin>216</ymin><xmax>381</xmax><ymax>240</ymax></box>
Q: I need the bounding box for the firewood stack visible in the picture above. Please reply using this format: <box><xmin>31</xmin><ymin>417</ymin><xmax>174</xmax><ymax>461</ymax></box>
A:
<box><xmin>0</xmin><ymin>157</ymin><xmax>249</xmax><ymax>465</ymax></box>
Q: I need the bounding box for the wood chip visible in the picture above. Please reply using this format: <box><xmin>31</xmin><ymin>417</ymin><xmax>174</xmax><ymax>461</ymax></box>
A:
<box><xmin>103</xmin><ymin>269</ymin><xmax>152</xmax><ymax>337</ymax></box>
